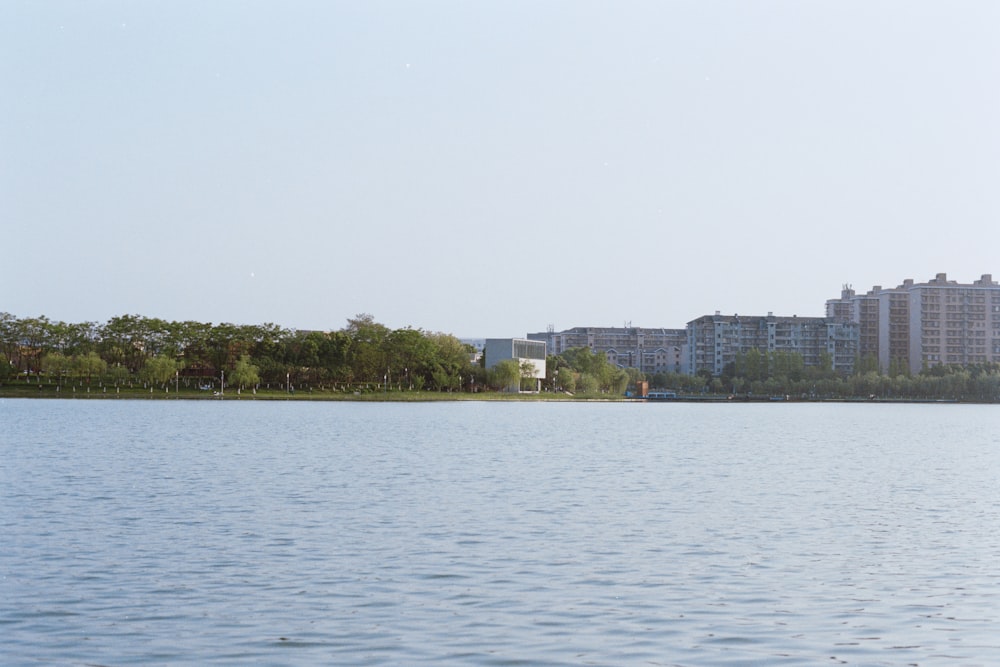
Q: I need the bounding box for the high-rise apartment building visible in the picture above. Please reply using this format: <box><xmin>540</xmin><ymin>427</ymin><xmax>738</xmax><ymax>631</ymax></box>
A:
<box><xmin>686</xmin><ymin>313</ymin><xmax>858</xmax><ymax>376</ymax></box>
<box><xmin>827</xmin><ymin>273</ymin><xmax>1000</xmax><ymax>374</ymax></box>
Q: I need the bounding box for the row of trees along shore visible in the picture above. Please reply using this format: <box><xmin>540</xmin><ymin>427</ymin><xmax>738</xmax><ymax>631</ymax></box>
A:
<box><xmin>0</xmin><ymin>313</ymin><xmax>487</xmax><ymax>393</ymax></box>
<box><xmin>640</xmin><ymin>348</ymin><xmax>1000</xmax><ymax>402</ymax></box>
<box><xmin>543</xmin><ymin>346</ymin><xmax>1000</xmax><ymax>401</ymax></box>
<box><xmin>3</xmin><ymin>312</ymin><xmax>1000</xmax><ymax>400</ymax></box>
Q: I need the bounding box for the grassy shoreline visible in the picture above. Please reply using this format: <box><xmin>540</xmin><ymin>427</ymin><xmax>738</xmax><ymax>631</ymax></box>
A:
<box><xmin>0</xmin><ymin>383</ymin><xmax>985</xmax><ymax>403</ymax></box>
<box><xmin>0</xmin><ymin>383</ymin><xmax>596</xmax><ymax>402</ymax></box>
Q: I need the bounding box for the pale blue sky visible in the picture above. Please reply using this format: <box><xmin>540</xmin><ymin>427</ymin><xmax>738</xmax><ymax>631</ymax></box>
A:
<box><xmin>3</xmin><ymin>1</ymin><xmax>998</xmax><ymax>337</ymax></box>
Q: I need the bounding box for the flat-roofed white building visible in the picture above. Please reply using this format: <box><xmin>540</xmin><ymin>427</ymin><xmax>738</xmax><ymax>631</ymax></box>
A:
<box><xmin>484</xmin><ymin>338</ymin><xmax>546</xmax><ymax>392</ymax></box>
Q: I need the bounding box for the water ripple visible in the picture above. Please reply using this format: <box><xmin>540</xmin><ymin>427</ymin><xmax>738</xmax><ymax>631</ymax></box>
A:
<box><xmin>2</xmin><ymin>400</ymin><xmax>999</xmax><ymax>665</ymax></box>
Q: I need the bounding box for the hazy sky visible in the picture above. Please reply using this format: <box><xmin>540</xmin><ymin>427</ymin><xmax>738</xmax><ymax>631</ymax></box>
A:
<box><xmin>3</xmin><ymin>2</ymin><xmax>998</xmax><ymax>337</ymax></box>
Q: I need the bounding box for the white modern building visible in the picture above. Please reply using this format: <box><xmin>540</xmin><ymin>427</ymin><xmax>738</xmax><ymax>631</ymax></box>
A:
<box><xmin>484</xmin><ymin>338</ymin><xmax>547</xmax><ymax>392</ymax></box>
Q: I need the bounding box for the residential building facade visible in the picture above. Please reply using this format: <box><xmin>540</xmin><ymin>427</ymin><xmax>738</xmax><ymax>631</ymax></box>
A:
<box><xmin>686</xmin><ymin>313</ymin><xmax>859</xmax><ymax>376</ymax></box>
<box><xmin>526</xmin><ymin>326</ymin><xmax>687</xmax><ymax>375</ymax></box>
<box><xmin>827</xmin><ymin>273</ymin><xmax>1000</xmax><ymax>374</ymax></box>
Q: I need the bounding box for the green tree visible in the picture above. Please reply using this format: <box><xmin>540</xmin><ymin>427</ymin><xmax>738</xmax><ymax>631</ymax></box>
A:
<box><xmin>344</xmin><ymin>314</ymin><xmax>390</xmax><ymax>383</ymax></box>
<box><xmin>770</xmin><ymin>351</ymin><xmax>804</xmax><ymax>382</ymax></box>
<box><xmin>545</xmin><ymin>354</ymin><xmax>568</xmax><ymax>390</ymax></box>
<box><xmin>73</xmin><ymin>351</ymin><xmax>107</xmax><ymax>384</ymax></box>
<box><xmin>317</xmin><ymin>330</ymin><xmax>352</xmax><ymax>380</ymax></box>
<box><xmin>98</xmin><ymin>314</ymin><xmax>152</xmax><ymax>371</ymax></box>
<box><xmin>387</xmin><ymin>328</ymin><xmax>435</xmax><ymax>389</ymax></box>
<box><xmin>0</xmin><ymin>313</ymin><xmax>20</xmax><ymax>369</ymax></box>
<box><xmin>61</xmin><ymin>321</ymin><xmax>100</xmax><ymax>357</ymax></box>
<box><xmin>606</xmin><ymin>367</ymin><xmax>630</xmax><ymax>395</ymax></box>
<box><xmin>556</xmin><ymin>368</ymin><xmax>577</xmax><ymax>393</ymax></box>
<box><xmin>558</xmin><ymin>346</ymin><xmax>632</xmax><ymax>394</ymax></box>
<box><xmin>519</xmin><ymin>359</ymin><xmax>539</xmax><ymax>391</ymax></box>
<box><xmin>141</xmin><ymin>355</ymin><xmax>182</xmax><ymax>387</ymax></box>
<box><xmin>285</xmin><ymin>330</ymin><xmax>322</xmax><ymax>369</ymax></box>
<box><xmin>577</xmin><ymin>373</ymin><xmax>600</xmax><ymax>394</ymax></box>
<box><xmin>41</xmin><ymin>352</ymin><xmax>71</xmax><ymax>385</ymax></box>
<box><xmin>855</xmin><ymin>353</ymin><xmax>879</xmax><ymax>375</ymax></box>
<box><xmin>490</xmin><ymin>359</ymin><xmax>521</xmax><ymax>392</ymax></box>
<box><xmin>736</xmin><ymin>348</ymin><xmax>767</xmax><ymax>382</ymax></box>
<box><xmin>107</xmin><ymin>364</ymin><xmax>130</xmax><ymax>385</ymax></box>
<box><xmin>888</xmin><ymin>356</ymin><xmax>909</xmax><ymax>378</ymax></box>
<box><xmin>206</xmin><ymin>323</ymin><xmax>245</xmax><ymax>374</ymax></box>
<box><xmin>170</xmin><ymin>320</ymin><xmax>215</xmax><ymax>373</ymax></box>
<box><xmin>805</xmin><ymin>351</ymin><xmax>835</xmax><ymax>381</ymax></box>
<box><xmin>14</xmin><ymin>316</ymin><xmax>57</xmax><ymax>373</ymax></box>
<box><xmin>229</xmin><ymin>354</ymin><xmax>261</xmax><ymax>393</ymax></box>
<box><xmin>426</xmin><ymin>333</ymin><xmax>475</xmax><ymax>391</ymax></box>
<box><xmin>560</xmin><ymin>347</ymin><xmax>605</xmax><ymax>376</ymax></box>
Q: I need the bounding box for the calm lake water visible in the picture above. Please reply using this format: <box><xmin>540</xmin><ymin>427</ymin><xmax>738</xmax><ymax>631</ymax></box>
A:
<box><xmin>2</xmin><ymin>399</ymin><xmax>999</xmax><ymax>666</ymax></box>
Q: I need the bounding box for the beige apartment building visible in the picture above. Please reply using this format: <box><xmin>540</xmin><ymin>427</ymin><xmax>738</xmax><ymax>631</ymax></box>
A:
<box><xmin>526</xmin><ymin>326</ymin><xmax>687</xmax><ymax>375</ymax></box>
<box><xmin>826</xmin><ymin>273</ymin><xmax>1000</xmax><ymax>374</ymax></box>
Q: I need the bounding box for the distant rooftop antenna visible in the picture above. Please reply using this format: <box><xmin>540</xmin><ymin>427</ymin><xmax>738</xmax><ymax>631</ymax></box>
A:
<box><xmin>547</xmin><ymin>323</ymin><xmax>554</xmax><ymax>334</ymax></box>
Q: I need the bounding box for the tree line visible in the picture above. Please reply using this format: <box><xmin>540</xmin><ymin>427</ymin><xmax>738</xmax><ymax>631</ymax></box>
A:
<box><xmin>0</xmin><ymin>311</ymin><xmax>635</xmax><ymax>396</ymax></box>
<box><xmin>645</xmin><ymin>348</ymin><xmax>1000</xmax><ymax>401</ymax></box>
<box><xmin>0</xmin><ymin>312</ymin><xmax>486</xmax><ymax>392</ymax></box>
<box><xmin>547</xmin><ymin>347</ymin><xmax>631</xmax><ymax>395</ymax></box>
<box><xmin>4</xmin><ymin>311</ymin><xmax>999</xmax><ymax>400</ymax></box>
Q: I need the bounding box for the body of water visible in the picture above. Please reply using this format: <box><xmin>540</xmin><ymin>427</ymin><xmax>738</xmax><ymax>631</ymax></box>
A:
<box><xmin>2</xmin><ymin>399</ymin><xmax>999</xmax><ymax>665</ymax></box>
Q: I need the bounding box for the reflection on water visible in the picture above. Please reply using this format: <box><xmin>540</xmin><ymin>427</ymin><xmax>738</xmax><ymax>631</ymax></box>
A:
<box><xmin>2</xmin><ymin>399</ymin><xmax>999</xmax><ymax>665</ymax></box>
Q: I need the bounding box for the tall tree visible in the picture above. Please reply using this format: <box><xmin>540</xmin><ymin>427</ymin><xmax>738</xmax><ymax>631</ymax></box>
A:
<box><xmin>16</xmin><ymin>316</ymin><xmax>57</xmax><ymax>372</ymax></box>
<box><xmin>99</xmin><ymin>315</ymin><xmax>150</xmax><ymax>371</ymax></box>
<box><xmin>426</xmin><ymin>333</ymin><xmax>474</xmax><ymax>391</ymax></box>
<box><xmin>229</xmin><ymin>354</ymin><xmax>261</xmax><ymax>392</ymax></box>
<box><xmin>0</xmin><ymin>312</ymin><xmax>22</xmax><ymax>369</ymax></box>
<box><xmin>344</xmin><ymin>314</ymin><xmax>390</xmax><ymax>383</ymax></box>
<box><xmin>387</xmin><ymin>328</ymin><xmax>434</xmax><ymax>388</ymax></box>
